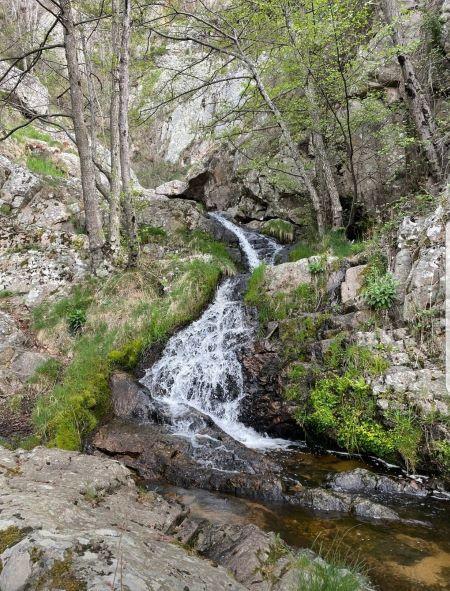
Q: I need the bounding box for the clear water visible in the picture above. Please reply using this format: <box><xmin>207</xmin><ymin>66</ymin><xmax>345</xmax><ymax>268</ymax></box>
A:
<box><xmin>141</xmin><ymin>213</ymin><xmax>288</xmax><ymax>449</ymax></box>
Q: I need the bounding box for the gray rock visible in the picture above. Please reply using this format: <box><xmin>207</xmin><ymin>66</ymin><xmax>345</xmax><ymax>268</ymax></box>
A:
<box><xmin>0</xmin><ymin>63</ymin><xmax>49</xmax><ymax>115</ymax></box>
<box><xmin>341</xmin><ymin>264</ymin><xmax>366</xmax><ymax>308</ymax></box>
<box><xmin>0</xmin><ymin>155</ymin><xmax>41</xmax><ymax>210</ymax></box>
<box><xmin>328</xmin><ymin>468</ymin><xmax>429</xmax><ymax>498</ymax></box>
<box><xmin>109</xmin><ymin>371</ymin><xmax>150</xmax><ymax>420</ymax></box>
<box><xmin>0</xmin><ymin>445</ymin><xmax>245</xmax><ymax>591</ymax></box>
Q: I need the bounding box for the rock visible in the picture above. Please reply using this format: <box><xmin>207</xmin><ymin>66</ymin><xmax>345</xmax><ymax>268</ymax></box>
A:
<box><xmin>240</xmin><ymin>341</ymin><xmax>304</xmax><ymax>439</ymax></box>
<box><xmin>92</xmin><ymin>416</ymin><xmax>286</xmax><ymax>502</ymax></box>
<box><xmin>294</xmin><ymin>487</ymin><xmax>401</xmax><ymax>521</ymax></box>
<box><xmin>0</xmin><ymin>445</ymin><xmax>245</xmax><ymax>591</ymax></box>
<box><xmin>137</xmin><ymin>191</ymin><xmax>209</xmax><ymax>232</ymax></box>
<box><xmin>328</xmin><ymin>468</ymin><xmax>429</xmax><ymax>498</ymax></box>
<box><xmin>0</xmin><ymin>155</ymin><xmax>41</xmax><ymax>210</ymax></box>
<box><xmin>0</xmin><ymin>63</ymin><xmax>49</xmax><ymax>115</ymax></box>
<box><xmin>109</xmin><ymin>372</ymin><xmax>150</xmax><ymax>420</ymax></box>
<box><xmin>155</xmin><ymin>179</ymin><xmax>188</xmax><ymax>196</ymax></box>
<box><xmin>265</xmin><ymin>256</ymin><xmax>339</xmax><ymax>294</ymax></box>
<box><xmin>9</xmin><ymin>350</ymin><xmax>48</xmax><ymax>379</ymax></box>
<box><xmin>341</xmin><ymin>264</ymin><xmax>366</xmax><ymax>308</ymax></box>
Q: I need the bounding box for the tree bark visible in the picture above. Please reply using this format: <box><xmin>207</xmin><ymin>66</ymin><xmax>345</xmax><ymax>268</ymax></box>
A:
<box><xmin>60</xmin><ymin>0</ymin><xmax>105</xmax><ymax>269</ymax></box>
<box><xmin>109</xmin><ymin>0</ymin><xmax>122</xmax><ymax>259</ymax></box>
<box><xmin>304</xmin><ymin>81</ymin><xmax>343</xmax><ymax>229</ymax></box>
<box><xmin>118</xmin><ymin>0</ymin><xmax>139</xmax><ymax>267</ymax></box>
<box><xmin>381</xmin><ymin>0</ymin><xmax>442</xmax><ymax>180</ymax></box>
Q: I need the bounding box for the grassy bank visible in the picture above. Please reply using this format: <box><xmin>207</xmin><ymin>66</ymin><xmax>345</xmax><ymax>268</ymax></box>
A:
<box><xmin>30</xmin><ymin>230</ymin><xmax>235</xmax><ymax>450</ymax></box>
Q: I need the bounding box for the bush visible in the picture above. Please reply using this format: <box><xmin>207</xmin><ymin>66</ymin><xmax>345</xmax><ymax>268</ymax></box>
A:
<box><xmin>67</xmin><ymin>308</ymin><xmax>87</xmax><ymax>335</ymax></box>
<box><xmin>363</xmin><ymin>270</ymin><xmax>397</xmax><ymax>310</ymax></box>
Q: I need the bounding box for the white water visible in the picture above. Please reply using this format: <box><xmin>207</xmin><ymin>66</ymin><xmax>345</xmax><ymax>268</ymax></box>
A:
<box><xmin>141</xmin><ymin>214</ymin><xmax>289</xmax><ymax>450</ymax></box>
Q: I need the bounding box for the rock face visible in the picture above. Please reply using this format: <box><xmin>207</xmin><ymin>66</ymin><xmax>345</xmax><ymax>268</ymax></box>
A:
<box><xmin>0</xmin><ymin>63</ymin><xmax>49</xmax><ymax>115</ymax></box>
<box><xmin>0</xmin><ymin>445</ymin><xmax>245</xmax><ymax>591</ymax></box>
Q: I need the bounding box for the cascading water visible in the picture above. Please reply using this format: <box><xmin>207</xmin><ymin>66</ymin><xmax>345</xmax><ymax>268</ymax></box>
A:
<box><xmin>141</xmin><ymin>213</ymin><xmax>288</xmax><ymax>450</ymax></box>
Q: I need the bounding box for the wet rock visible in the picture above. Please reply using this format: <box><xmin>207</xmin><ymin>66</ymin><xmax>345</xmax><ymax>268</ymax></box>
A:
<box><xmin>240</xmin><ymin>340</ymin><xmax>303</xmax><ymax>439</ymax></box>
<box><xmin>294</xmin><ymin>487</ymin><xmax>401</xmax><ymax>521</ymax></box>
<box><xmin>109</xmin><ymin>371</ymin><xmax>150</xmax><ymax>420</ymax></box>
<box><xmin>93</xmin><ymin>417</ymin><xmax>285</xmax><ymax>502</ymax></box>
<box><xmin>328</xmin><ymin>468</ymin><xmax>429</xmax><ymax>498</ymax></box>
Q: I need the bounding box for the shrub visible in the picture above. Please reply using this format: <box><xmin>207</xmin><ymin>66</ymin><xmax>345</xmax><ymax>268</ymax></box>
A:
<box><xmin>363</xmin><ymin>270</ymin><xmax>396</xmax><ymax>310</ymax></box>
<box><xmin>389</xmin><ymin>409</ymin><xmax>422</xmax><ymax>473</ymax></box>
<box><xmin>26</xmin><ymin>154</ymin><xmax>64</xmax><ymax>178</ymax></box>
<box><xmin>308</xmin><ymin>257</ymin><xmax>326</xmax><ymax>274</ymax></box>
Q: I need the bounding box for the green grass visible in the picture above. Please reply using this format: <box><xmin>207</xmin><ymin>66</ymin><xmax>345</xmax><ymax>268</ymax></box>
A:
<box><xmin>33</xmin><ymin>284</ymin><xmax>94</xmax><ymax>332</ymax></box>
<box><xmin>261</xmin><ymin>218</ymin><xmax>295</xmax><ymax>243</ymax></box>
<box><xmin>138</xmin><ymin>224</ymin><xmax>168</xmax><ymax>244</ymax></box>
<box><xmin>12</xmin><ymin>125</ymin><xmax>53</xmax><ymax>144</ymax></box>
<box><xmin>26</xmin><ymin>154</ymin><xmax>64</xmax><ymax>178</ymax></box>
<box><xmin>289</xmin><ymin>230</ymin><xmax>365</xmax><ymax>262</ymax></box>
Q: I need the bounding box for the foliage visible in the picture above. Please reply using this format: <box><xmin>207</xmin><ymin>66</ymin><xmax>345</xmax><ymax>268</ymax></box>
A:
<box><xmin>33</xmin><ymin>284</ymin><xmax>94</xmax><ymax>332</ymax></box>
<box><xmin>261</xmin><ymin>219</ymin><xmax>295</xmax><ymax>243</ymax></box>
<box><xmin>308</xmin><ymin>257</ymin><xmax>326</xmax><ymax>274</ymax></box>
<box><xmin>26</xmin><ymin>154</ymin><xmax>64</xmax><ymax>178</ymax></box>
<box><xmin>67</xmin><ymin>309</ymin><xmax>87</xmax><ymax>335</ymax></box>
<box><xmin>362</xmin><ymin>269</ymin><xmax>397</xmax><ymax>310</ymax></box>
<box><xmin>11</xmin><ymin>125</ymin><xmax>53</xmax><ymax>144</ymax></box>
<box><xmin>389</xmin><ymin>409</ymin><xmax>422</xmax><ymax>473</ymax></box>
<box><xmin>138</xmin><ymin>224</ymin><xmax>167</xmax><ymax>244</ymax></box>
<box><xmin>289</xmin><ymin>231</ymin><xmax>364</xmax><ymax>262</ymax></box>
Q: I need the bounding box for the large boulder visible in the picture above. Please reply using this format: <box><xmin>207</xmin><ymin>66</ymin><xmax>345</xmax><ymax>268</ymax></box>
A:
<box><xmin>137</xmin><ymin>191</ymin><xmax>209</xmax><ymax>233</ymax></box>
<box><xmin>0</xmin><ymin>155</ymin><xmax>41</xmax><ymax>210</ymax></box>
<box><xmin>0</xmin><ymin>64</ymin><xmax>49</xmax><ymax>115</ymax></box>
<box><xmin>328</xmin><ymin>468</ymin><xmax>429</xmax><ymax>498</ymax></box>
<box><xmin>0</xmin><ymin>445</ymin><xmax>245</xmax><ymax>591</ymax></box>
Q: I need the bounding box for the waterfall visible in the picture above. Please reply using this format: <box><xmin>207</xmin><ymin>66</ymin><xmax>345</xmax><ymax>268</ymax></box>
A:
<box><xmin>140</xmin><ymin>214</ymin><xmax>289</xmax><ymax>450</ymax></box>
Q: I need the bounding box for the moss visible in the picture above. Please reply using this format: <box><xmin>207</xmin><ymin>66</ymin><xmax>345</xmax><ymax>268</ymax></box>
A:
<box><xmin>261</xmin><ymin>218</ymin><xmax>295</xmax><ymax>243</ymax></box>
<box><xmin>36</xmin><ymin>550</ymin><xmax>86</xmax><ymax>591</ymax></box>
<box><xmin>108</xmin><ymin>338</ymin><xmax>143</xmax><ymax>370</ymax></box>
<box><xmin>0</xmin><ymin>526</ymin><xmax>28</xmax><ymax>554</ymax></box>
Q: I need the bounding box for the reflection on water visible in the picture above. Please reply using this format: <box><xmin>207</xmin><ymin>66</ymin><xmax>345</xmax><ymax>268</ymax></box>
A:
<box><xmin>151</xmin><ymin>450</ymin><xmax>450</xmax><ymax>591</ymax></box>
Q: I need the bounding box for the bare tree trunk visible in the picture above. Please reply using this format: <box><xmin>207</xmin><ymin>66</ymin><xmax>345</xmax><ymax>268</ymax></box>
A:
<box><xmin>305</xmin><ymin>82</ymin><xmax>343</xmax><ymax>229</ymax></box>
<box><xmin>243</xmin><ymin>58</ymin><xmax>325</xmax><ymax>235</ymax></box>
<box><xmin>118</xmin><ymin>0</ymin><xmax>139</xmax><ymax>267</ymax></box>
<box><xmin>109</xmin><ymin>0</ymin><xmax>122</xmax><ymax>259</ymax></box>
<box><xmin>60</xmin><ymin>0</ymin><xmax>105</xmax><ymax>269</ymax></box>
<box><xmin>381</xmin><ymin>0</ymin><xmax>442</xmax><ymax>180</ymax></box>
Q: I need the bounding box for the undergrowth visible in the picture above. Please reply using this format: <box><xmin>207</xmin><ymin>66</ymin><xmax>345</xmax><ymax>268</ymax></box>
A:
<box><xmin>26</xmin><ymin>154</ymin><xmax>64</xmax><ymax>178</ymax></box>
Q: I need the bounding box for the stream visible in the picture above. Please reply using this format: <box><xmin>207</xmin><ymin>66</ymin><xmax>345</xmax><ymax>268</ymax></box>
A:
<box><xmin>140</xmin><ymin>214</ymin><xmax>450</xmax><ymax>591</ymax></box>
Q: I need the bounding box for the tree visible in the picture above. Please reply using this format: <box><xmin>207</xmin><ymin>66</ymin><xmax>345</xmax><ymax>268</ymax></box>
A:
<box><xmin>60</xmin><ymin>0</ymin><xmax>105</xmax><ymax>269</ymax></box>
<box><xmin>381</xmin><ymin>0</ymin><xmax>443</xmax><ymax>180</ymax></box>
<box><xmin>118</xmin><ymin>0</ymin><xmax>139</xmax><ymax>267</ymax></box>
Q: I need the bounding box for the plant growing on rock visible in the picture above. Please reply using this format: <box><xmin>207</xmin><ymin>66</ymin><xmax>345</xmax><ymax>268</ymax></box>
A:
<box><xmin>362</xmin><ymin>270</ymin><xmax>397</xmax><ymax>310</ymax></box>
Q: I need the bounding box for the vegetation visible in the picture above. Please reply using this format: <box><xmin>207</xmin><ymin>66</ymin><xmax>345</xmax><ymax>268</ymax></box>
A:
<box><xmin>26</xmin><ymin>154</ymin><xmax>64</xmax><ymax>178</ymax></box>
<box><xmin>261</xmin><ymin>219</ymin><xmax>295</xmax><ymax>243</ymax></box>
<box><xmin>289</xmin><ymin>231</ymin><xmax>365</xmax><ymax>262</ymax></box>
<box><xmin>362</xmin><ymin>270</ymin><xmax>397</xmax><ymax>310</ymax></box>
<box><xmin>32</xmin><ymin>231</ymin><xmax>234</xmax><ymax>450</ymax></box>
